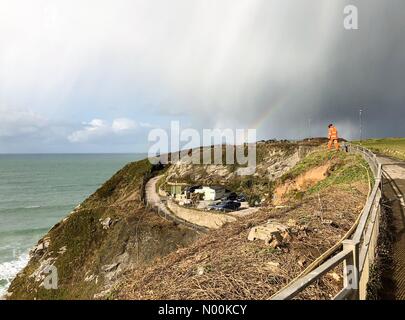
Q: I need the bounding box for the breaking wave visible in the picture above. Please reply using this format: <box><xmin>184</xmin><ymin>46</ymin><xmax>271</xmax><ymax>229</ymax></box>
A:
<box><xmin>0</xmin><ymin>252</ymin><xmax>29</xmax><ymax>298</ymax></box>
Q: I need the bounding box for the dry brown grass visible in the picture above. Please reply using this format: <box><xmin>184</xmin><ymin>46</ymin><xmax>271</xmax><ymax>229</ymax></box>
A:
<box><xmin>118</xmin><ymin>183</ymin><xmax>367</xmax><ymax>300</ymax></box>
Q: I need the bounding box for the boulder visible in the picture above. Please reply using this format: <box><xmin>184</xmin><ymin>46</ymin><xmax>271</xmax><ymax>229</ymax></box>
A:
<box><xmin>30</xmin><ymin>237</ymin><xmax>51</xmax><ymax>257</ymax></box>
<box><xmin>99</xmin><ymin>217</ymin><xmax>112</xmax><ymax>230</ymax></box>
<box><xmin>248</xmin><ymin>220</ymin><xmax>290</xmax><ymax>247</ymax></box>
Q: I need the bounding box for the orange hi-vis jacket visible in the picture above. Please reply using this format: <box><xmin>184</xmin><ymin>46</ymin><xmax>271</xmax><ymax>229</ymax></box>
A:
<box><xmin>328</xmin><ymin>126</ymin><xmax>338</xmax><ymax>140</ymax></box>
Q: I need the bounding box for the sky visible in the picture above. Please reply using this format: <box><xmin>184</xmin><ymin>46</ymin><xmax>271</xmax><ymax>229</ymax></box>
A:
<box><xmin>0</xmin><ymin>0</ymin><xmax>404</xmax><ymax>153</ymax></box>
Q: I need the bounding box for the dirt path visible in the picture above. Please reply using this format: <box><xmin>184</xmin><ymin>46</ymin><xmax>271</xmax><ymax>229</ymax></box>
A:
<box><xmin>145</xmin><ymin>175</ymin><xmax>163</xmax><ymax>207</ymax></box>
<box><xmin>145</xmin><ymin>175</ymin><xmax>258</xmax><ymax>230</ymax></box>
<box><xmin>145</xmin><ymin>175</ymin><xmax>208</xmax><ymax>232</ymax></box>
<box><xmin>379</xmin><ymin>156</ymin><xmax>405</xmax><ymax>299</ymax></box>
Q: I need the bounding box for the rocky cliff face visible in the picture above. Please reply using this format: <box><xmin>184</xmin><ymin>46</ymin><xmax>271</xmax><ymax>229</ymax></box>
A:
<box><xmin>163</xmin><ymin>141</ymin><xmax>317</xmax><ymax>203</ymax></box>
<box><xmin>7</xmin><ymin>159</ymin><xmax>198</xmax><ymax>300</ymax></box>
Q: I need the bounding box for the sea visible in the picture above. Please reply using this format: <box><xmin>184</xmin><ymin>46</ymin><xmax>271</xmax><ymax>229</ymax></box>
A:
<box><xmin>0</xmin><ymin>153</ymin><xmax>145</xmax><ymax>296</ymax></box>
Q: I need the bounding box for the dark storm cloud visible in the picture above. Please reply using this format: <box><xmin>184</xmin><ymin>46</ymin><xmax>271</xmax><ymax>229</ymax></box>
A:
<box><xmin>312</xmin><ymin>0</ymin><xmax>405</xmax><ymax>139</ymax></box>
<box><xmin>255</xmin><ymin>0</ymin><xmax>405</xmax><ymax>140</ymax></box>
<box><xmin>147</xmin><ymin>0</ymin><xmax>405</xmax><ymax>140</ymax></box>
<box><xmin>1</xmin><ymin>0</ymin><xmax>404</xmax><ymax>152</ymax></box>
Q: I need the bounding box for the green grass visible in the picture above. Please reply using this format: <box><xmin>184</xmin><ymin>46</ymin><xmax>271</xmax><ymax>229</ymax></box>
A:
<box><xmin>89</xmin><ymin>158</ymin><xmax>153</xmax><ymax>202</ymax></box>
<box><xmin>354</xmin><ymin>138</ymin><xmax>405</xmax><ymax>161</ymax></box>
<box><xmin>279</xmin><ymin>149</ymin><xmax>346</xmax><ymax>184</ymax></box>
<box><xmin>279</xmin><ymin>149</ymin><xmax>371</xmax><ymax>197</ymax></box>
<box><xmin>308</xmin><ymin>154</ymin><xmax>371</xmax><ymax>194</ymax></box>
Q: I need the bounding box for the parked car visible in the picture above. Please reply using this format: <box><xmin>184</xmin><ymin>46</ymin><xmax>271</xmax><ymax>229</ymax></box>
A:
<box><xmin>185</xmin><ymin>185</ymin><xmax>202</xmax><ymax>193</ymax></box>
<box><xmin>208</xmin><ymin>200</ymin><xmax>241</xmax><ymax>212</ymax></box>
<box><xmin>222</xmin><ymin>192</ymin><xmax>238</xmax><ymax>201</ymax></box>
<box><xmin>207</xmin><ymin>201</ymin><xmax>221</xmax><ymax>211</ymax></box>
<box><xmin>236</xmin><ymin>194</ymin><xmax>247</xmax><ymax>202</ymax></box>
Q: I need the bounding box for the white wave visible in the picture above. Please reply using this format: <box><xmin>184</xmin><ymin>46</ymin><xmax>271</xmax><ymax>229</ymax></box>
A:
<box><xmin>0</xmin><ymin>252</ymin><xmax>29</xmax><ymax>298</ymax></box>
<box><xmin>24</xmin><ymin>205</ymin><xmax>41</xmax><ymax>209</ymax></box>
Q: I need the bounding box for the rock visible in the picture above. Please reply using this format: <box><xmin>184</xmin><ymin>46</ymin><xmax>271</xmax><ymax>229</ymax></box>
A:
<box><xmin>322</xmin><ymin>219</ymin><xmax>339</xmax><ymax>228</ymax></box>
<box><xmin>327</xmin><ymin>272</ymin><xmax>341</xmax><ymax>282</ymax></box>
<box><xmin>102</xmin><ymin>263</ymin><xmax>122</xmax><ymax>282</ymax></box>
<box><xmin>116</xmin><ymin>252</ymin><xmax>129</xmax><ymax>264</ymax></box>
<box><xmin>43</xmin><ymin>237</ymin><xmax>50</xmax><ymax>248</ymax></box>
<box><xmin>269</xmin><ymin>233</ymin><xmax>283</xmax><ymax>248</ymax></box>
<box><xmin>287</xmin><ymin>219</ymin><xmax>297</xmax><ymax>227</ymax></box>
<box><xmin>266</xmin><ymin>220</ymin><xmax>290</xmax><ymax>231</ymax></box>
<box><xmin>298</xmin><ymin>257</ymin><xmax>307</xmax><ymax>268</ymax></box>
<box><xmin>99</xmin><ymin>217</ymin><xmax>112</xmax><ymax>230</ymax></box>
<box><xmin>248</xmin><ymin>221</ymin><xmax>290</xmax><ymax>247</ymax></box>
<box><xmin>84</xmin><ymin>274</ymin><xmax>96</xmax><ymax>282</ymax></box>
<box><xmin>196</xmin><ymin>266</ymin><xmax>205</xmax><ymax>275</ymax></box>
<box><xmin>93</xmin><ymin>289</ymin><xmax>111</xmax><ymax>300</ymax></box>
<box><xmin>281</xmin><ymin>232</ymin><xmax>291</xmax><ymax>242</ymax></box>
<box><xmin>34</xmin><ymin>243</ymin><xmax>44</xmax><ymax>252</ymax></box>
<box><xmin>58</xmin><ymin>246</ymin><xmax>67</xmax><ymax>255</ymax></box>
<box><xmin>264</xmin><ymin>261</ymin><xmax>280</xmax><ymax>273</ymax></box>
<box><xmin>30</xmin><ymin>237</ymin><xmax>51</xmax><ymax>257</ymax></box>
<box><xmin>101</xmin><ymin>263</ymin><xmax>119</xmax><ymax>273</ymax></box>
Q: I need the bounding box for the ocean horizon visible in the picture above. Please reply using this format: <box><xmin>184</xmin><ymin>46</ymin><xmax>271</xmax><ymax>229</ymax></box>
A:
<box><xmin>0</xmin><ymin>153</ymin><xmax>146</xmax><ymax>296</ymax></box>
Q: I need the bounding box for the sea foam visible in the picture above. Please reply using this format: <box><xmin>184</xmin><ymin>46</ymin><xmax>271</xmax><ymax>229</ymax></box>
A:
<box><xmin>0</xmin><ymin>252</ymin><xmax>29</xmax><ymax>297</ymax></box>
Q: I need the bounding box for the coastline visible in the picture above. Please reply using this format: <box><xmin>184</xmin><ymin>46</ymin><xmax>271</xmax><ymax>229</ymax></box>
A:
<box><xmin>0</xmin><ymin>153</ymin><xmax>144</xmax><ymax>299</ymax></box>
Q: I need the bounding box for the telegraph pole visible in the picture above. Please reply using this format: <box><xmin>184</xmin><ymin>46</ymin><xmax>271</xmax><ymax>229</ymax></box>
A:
<box><xmin>359</xmin><ymin>109</ymin><xmax>363</xmax><ymax>142</ymax></box>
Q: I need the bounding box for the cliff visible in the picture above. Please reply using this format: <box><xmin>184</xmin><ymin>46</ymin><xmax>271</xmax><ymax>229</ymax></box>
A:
<box><xmin>7</xmin><ymin>159</ymin><xmax>197</xmax><ymax>299</ymax></box>
<box><xmin>6</xmin><ymin>139</ymin><xmax>370</xmax><ymax>300</ymax></box>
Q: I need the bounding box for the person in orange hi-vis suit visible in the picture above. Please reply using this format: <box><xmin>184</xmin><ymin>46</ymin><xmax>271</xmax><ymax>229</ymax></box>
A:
<box><xmin>328</xmin><ymin>124</ymin><xmax>339</xmax><ymax>150</ymax></box>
